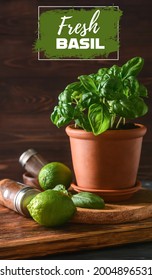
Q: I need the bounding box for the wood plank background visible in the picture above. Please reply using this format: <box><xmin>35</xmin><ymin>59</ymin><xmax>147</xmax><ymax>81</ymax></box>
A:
<box><xmin>0</xmin><ymin>0</ymin><xmax>152</xmax><ymax>185</ymax></box>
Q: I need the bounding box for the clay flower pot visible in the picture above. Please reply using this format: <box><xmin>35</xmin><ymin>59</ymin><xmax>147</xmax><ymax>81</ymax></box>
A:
<box><xmin>66</xmin><ymin>124</ymin><xmax>147</xmax><ymax>202</ymax></box>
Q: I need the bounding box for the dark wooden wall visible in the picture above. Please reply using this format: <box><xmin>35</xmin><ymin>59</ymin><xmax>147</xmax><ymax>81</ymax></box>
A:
<box><xmin>0</xmin><ymin>0</ymin><xmax>152</xmax><ymax>182</ymax></box>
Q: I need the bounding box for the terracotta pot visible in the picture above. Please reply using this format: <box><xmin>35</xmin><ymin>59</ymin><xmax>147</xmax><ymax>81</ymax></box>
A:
<box><xmin>66</xmin><ymin>124</ymin><xmax>147</xmax><ymax>202</ymax></box>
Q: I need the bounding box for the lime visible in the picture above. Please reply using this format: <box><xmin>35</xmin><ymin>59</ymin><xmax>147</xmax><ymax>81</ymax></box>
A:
<box><xmin>38</xmin><ymin>162</ymin><xmax>72</xmax><ymax>190</ymax></box>
<box><xmin>27</xmin><ymin>189</ymin><xmax>76</xmax><ymax>227</ymax></box>
<box><xmin>53</xmin><ymin>184</ymin><xmax>70</xmax><ymax>196</ymax></box>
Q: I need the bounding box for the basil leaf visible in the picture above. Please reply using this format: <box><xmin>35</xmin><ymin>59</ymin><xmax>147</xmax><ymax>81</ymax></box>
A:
<box><xmin>71</xmin><ymin>91</ymin><xmax>82</xmax><ymax>101</ymax></box>
<box><xmin>66</xmin><ymin>81</ymin><xmax>82</xmax><ymax>91</ymax></box>
<box><xmin>97</xmin><ymin>68</ymin><xmax>108</xmax><ymax>77</ymax></box>
<box><xmin>51</xmin><ymin>106</ymin><xmax>72</xmax><ymax>128</ymax></box>
<box><xmin>121</xmin><ymin>57</ymin><xmax>144</xmax><ymax>79</ymax></box>
<box><xmin>51</xmin><ymin>57</ymin><xmax>148</xmax><ymax>134</ymax></box>
<box><xmin>138</xmin><ymin>84</ymin><xmax>148</xmax><ymax>97</ymax></box>
<box><xmin>60</xmin><ymin>103</ymin><xmax>74</xmax><ymax>118</ymax></box>
<box><xmin>79</xmin><ymin>75</ymin><xmax>97</xmax><ymax>93</ymax></box>
<box><xmin>100</xmin><ymin>77</ymin><xmax>123</xmax><ymax>100</ymax></box>
<box><xmin>88</xmin><ymin>103</ymin><xmax>110</xmax><ymax>135</ymax></box>
<box><xmin>55</xmin><ymin>116</ymin><xmax>72</xmax><ymax>128</ymax></box>
<box><xmin>112</xmin><ymin>96</ymin><xmax>148</xmax><ymax>118</ymax></box>
<box><xmin>81</xmin><ymin>92</ymin><xmax>100</xmax><ymax>108</ymax></box>
<box><xmin>50</xmin><ymin>106</ymin><xmax>60</xmax><ymax>125</ymax></box>
<box><xmin>123</xmin><ymin>76</ymin><xmax>139</xmax><ymax>97</ymax></box>
<box><xmin>58</xmin><ymin>90</ymin><xmax>72</xmax><ymax>103</ymax></box>
<box><xmin>72</xmin><ymin>192</ymin><xmax>105</xmax><ymax>209</ymax></box>
<box><xmin>108</xmin><ymin>65</ymin><xmax>121</xmax><ymax>77</ymax></box>
<box><xmin>75</xmin><ymin>112</ymin><xmax>92</xmax><ymax>132</ymax></box>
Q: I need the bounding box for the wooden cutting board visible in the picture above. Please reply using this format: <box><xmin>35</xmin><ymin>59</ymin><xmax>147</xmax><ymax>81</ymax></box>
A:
<box><xmin>1</xmin><ymin>188</ymin><xmax>152</xmax><ymax>260</ymax></box>
<box><xmin>73</xmin><ymin>188</ymin><xmax>152</xmax><ymax>224</ymax></box>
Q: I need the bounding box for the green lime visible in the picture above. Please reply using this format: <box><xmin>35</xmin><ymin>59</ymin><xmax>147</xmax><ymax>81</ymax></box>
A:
<box><xmin>27</xmin><ymin>189</ymin><xmax>76</xmax><ymax>227</ymax></box>
<box><xmin>38</xmin><ymin>162</ymin><xmax>72</xmax><ymax>190</ymax></box>
<box><xmin>53</xmin><ymin>184</ymin><xmax>70</xmax><ymax>196</ymax></box>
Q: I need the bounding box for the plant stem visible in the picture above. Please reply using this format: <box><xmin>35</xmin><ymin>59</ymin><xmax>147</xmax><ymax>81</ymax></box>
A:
<box><xmin>74</xmin><ymin>123</ymin><xmax>78</xmax><ymax>128</ymax></box>
<box><xmin>103</xmin><ymin>97</ymin><xmax>106</xmax><ymax>104</ymax></box>
<box><xmin>116</xmin><ymin>117</ymin><xmax>123</xmax><ymax>129</ymax></box>
<box><xmin>111</xmin><ymin>114</ymin><xmax>116</xmax><ymax>128</ymax></box>
<box><xmin>123</xmin><ymin>118</ymin><xmax>126</xmax><ymax>125</ymax></box>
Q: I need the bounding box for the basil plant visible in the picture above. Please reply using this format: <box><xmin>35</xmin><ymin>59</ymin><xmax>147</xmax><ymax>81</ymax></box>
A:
<box><xmin>51</xmin><ymin>57</ymin><xmax>148</xmax><ymax>135</ymax></box>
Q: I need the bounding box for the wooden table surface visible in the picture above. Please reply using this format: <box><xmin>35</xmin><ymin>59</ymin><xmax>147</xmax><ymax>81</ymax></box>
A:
<box><xmin>0</xmin><ymin>0</ymin><xmax>152</xmax><ymax>259</ymax></box>
<box><xmin>0</xmin><ymin>186</ymin><xmax>152</xmax><ymax>260</ymax></box>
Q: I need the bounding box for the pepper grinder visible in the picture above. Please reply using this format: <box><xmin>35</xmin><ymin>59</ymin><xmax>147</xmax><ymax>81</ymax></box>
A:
<box><xmin>19</xmin><ymin>148</ymin><xmax>48</xmax><ymax>178</ymax></box>
<box><xmin>0</xmin><ymin>179</ymin><xmax>40</xmax><ymax>217</ymax></box>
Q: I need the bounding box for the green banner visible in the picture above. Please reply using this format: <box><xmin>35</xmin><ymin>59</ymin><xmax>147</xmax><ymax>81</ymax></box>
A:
<box><xmin>35</xmin><ymin>6</ymin><xmax>123</xmax><ymax>60</ymax></box>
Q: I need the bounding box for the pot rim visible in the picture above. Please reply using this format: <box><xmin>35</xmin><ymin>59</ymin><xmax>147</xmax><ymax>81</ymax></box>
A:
<box><xmin>71</xmin><ymin>180</ymin><xmax>141</xmax><ymax>196</ymax></box>
<box><xmin>65</xmin><ymin>123</ymin><xmax>147</xmax><ymax>140</ymax></box>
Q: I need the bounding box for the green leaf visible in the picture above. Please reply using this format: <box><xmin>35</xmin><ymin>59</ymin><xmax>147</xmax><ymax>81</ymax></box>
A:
<box><xmin>58</xmin><ymin>90</ymin><xmax>71</xmax><ymax>103</ymax></box>
<box><xmin>138</xmin><ymin>84</ymin><xmax>148</xmax><ymax>97</ymax></box>
<box><xmin>132</xmin><ymin>97</ymin><xmax>148</xmax><ymax>117</ymax></box>
<box><xmin>56</xmin><ymin>116</ymin><xmax>72</xmax><ymax>128</ymax></box>
<box><xmin>112</xmin><ymin>96</ymin><xmax>148</xmax><ymax>118</ymax></box>
<box><xmin>108</xmin><ymin>65</ymin><xmax>121</xmax><ymax>76</ymax></box>
<box><xmin>79</xmin><ymin>75</ymin><xmax>97</xmax><ymax>93</ymax></box>
<box><xmin>121</xmin><ymin>57</ymin><xmax>144</xmax><ymax>79</ymax></box>
<box><xmin>97</xmin><ymin>68</ymin><xmax>108</xmax><ymax>77</ymax></box>
<box><xmin>51</xmin><ymin>57</ymin><xmax>148</xmax><ymax>133</ymax></box>
<box><xmin>75</xmin><ymin>112</ymin><xmax>92</xmax><ymax>132</ymax></box>
<box><xmin>100</xmin><ymin>77</ymin><xmax>123</xmax><ymax>100</ymax></box>
<box><xmin>66</xmin><ymin>81</ymin><xmax>82</xmax><ymax>91</ymax></box>
<box><xmin>71</xmin><ymin>91</ymin><xmax>82</xmax><ymax>101</ymax></box>
<box><xmin>60</xmin><ymin>103</ymin><xmax>74</xmax><ymax>118</ymax></box>
<box><xmin>71</xmin><ymin>192</ymin><xmax>105</xmax><ymax>209</ymax></box>
<box><xmin>80</xmin><ymin>92</ymin><xmax>100</xmax><ymax>108</ymax></box>
<box><xmin>123</xmin><ymin>76</ymin><xmax>140</xmax><ymax>97</ymax></box>
<box><xmin>88</xmin><ymin>103</ymin><xmax>110</xmax><ymax>135</ymax></box>
<box><xmin>50</xmin><ymin>106</ymin><xmax>60</xmax><ymax>125</ymax></box>
<box><xmin>51</xmin><ymin>106</ymin><xmax>72</xmax><ymax>128</ymax></box>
